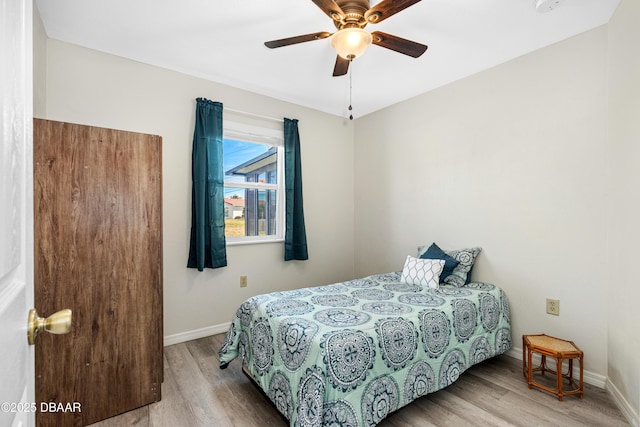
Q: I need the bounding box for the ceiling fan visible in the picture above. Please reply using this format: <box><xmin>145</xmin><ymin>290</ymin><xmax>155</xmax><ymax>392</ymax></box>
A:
<box><xmin>264</xmin><ymin>0</ymin><xmax>428</xmax><ymax>77</ymax></box>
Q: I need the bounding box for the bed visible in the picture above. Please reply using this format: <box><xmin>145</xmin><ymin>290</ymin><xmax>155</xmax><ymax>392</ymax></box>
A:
<box><xmin>219</xmin><ymin>247</ymin><xmax>512</xmax><ymax>427</ymax></box>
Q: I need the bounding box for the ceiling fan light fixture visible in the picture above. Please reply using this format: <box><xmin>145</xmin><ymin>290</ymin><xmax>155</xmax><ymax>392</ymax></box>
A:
<box><xmin>330</xmin><ymin>28</ymin><xmax>372</xmax><ymax>60</ymax></box>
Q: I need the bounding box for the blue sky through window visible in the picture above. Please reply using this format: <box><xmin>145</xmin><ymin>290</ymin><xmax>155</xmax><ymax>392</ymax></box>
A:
<box><xmin>223</xmin><ymin>138</ymin><xmax>270</xmax><ymax>198</ymax></box>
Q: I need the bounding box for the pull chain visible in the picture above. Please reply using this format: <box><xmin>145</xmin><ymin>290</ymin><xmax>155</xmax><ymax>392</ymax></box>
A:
<box><xmin>348</xmin><ymin>59</ymin><xmax>353</xmax><ymax>120</ymax></box>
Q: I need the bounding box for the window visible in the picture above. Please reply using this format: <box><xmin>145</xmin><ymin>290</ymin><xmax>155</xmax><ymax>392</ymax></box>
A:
<box><xmin>223</xmin><ymin>121</ymin><xmax>284</xmax><ymax>244</ymax></box>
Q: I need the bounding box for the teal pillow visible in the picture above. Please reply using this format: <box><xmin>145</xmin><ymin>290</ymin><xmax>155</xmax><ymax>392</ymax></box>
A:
<box><xmin>419</xmin><ymin>243</ymin><xmax>459</xmax><ymax>284</ymax></box>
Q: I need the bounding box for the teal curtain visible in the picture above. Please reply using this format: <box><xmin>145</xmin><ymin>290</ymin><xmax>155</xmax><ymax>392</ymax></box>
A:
<box><xmin>187</xmin><ymin>98</ymin><xmax>227</xmax><ymax>270</ymax></box>
<box><xmin>284</xmin><ymin>118</ymin><xmax>309</xmax><ymax>261</ymax></box>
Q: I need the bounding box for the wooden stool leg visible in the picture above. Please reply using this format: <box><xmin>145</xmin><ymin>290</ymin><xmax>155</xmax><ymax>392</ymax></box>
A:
<box><xmin>568</xmin><ymin>358</ymin><xmax>573</xmax><ymax>384</ymax></box>
<box><xmin>527</xmin><ymin>347</ymin><xmax>533</xmax><ymax>389</ymax></box>
<box><xmin>557</xmin><ymin>357</ymin><xmax>563</xmax><ymax>401</ymax></box>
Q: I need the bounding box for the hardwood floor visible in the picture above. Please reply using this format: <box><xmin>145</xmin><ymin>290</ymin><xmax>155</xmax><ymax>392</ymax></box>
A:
<box><xmin>90</xmin><ymin>334</ymin><xmax>630</xmax><ymax>426</ymax></box>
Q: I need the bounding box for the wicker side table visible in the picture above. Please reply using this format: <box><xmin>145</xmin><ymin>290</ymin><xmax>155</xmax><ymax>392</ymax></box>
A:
<box><xmin>522</xmin><ymin>334</ymin><xmax>584</xmax><ymax>401</ymax></box>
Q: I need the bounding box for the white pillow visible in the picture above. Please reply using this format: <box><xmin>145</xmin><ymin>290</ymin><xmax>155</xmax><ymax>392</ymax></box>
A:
<box><xmin>400</xmin><ymin>256</ymin><xmax>445</xmax><ymax>289</ymax></box>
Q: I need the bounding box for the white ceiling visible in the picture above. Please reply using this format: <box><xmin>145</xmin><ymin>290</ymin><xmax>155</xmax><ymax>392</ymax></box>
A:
<box><xmin>35</xmin><ymin>0</ymin><xmax>620</xmax><ymax>118</ymax></box>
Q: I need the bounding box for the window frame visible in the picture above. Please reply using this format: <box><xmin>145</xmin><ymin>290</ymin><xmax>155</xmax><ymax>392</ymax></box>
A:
<box><xmin>223</xmin><ymin>120</ymin><xmax>285</xmax><ymax>246</ymax></box>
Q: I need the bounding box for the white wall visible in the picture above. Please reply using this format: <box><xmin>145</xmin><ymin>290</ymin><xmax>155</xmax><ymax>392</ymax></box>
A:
<box><xmin>32</xmin><ymin>4</ymin><xmax>46</xmax><ymax>118</ymax></box>
<box><xmin>42</xmin><ymin>40</ymin><xmax>356</xmax><ymax>338</ymax></box>
<box><xmin>608</xmin><ymin>0</ymin><xmax>640</xmax><ymax>422</ymax></box>
<box><xmin>354</xmin><ymin>27</ymin><xmax>609</xmax><ymax>378</ymax></box>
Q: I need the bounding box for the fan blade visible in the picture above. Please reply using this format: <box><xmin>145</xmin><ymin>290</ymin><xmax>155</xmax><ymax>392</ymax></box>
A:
<box><xmin>371</xmin><ymin>31</ymin><xmax>427</xmax><ymax>58</ymax></box>
<box><xmin>332</xmin><ymin>55</ymin><xmax>350</xmax><ymax>77</ymax></box>
<box><xmin>311</xmin><ymin>0</ymin><xmax>345</xmax><ymax>21</ymax></box>
<box><xmin>265</xmin><ymin>32</ymin><xmax>332</xmax><ymax>48</ymax></box>
<box><xmin>365</xmin><ymin>0</ymin><xmax>421</xmax><ymax>23</ymax></box>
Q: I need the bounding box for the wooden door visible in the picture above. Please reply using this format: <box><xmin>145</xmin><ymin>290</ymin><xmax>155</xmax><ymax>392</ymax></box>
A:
<box><xmin>33</xmin><ymin>119</ymin><xmax>163</xmax><ymax>426</ymax></box>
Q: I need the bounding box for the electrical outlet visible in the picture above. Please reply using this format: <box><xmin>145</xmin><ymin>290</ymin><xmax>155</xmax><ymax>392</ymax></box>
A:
<box><xmin>546</xmin><ymin>298</ymin><xmax>559</xmax><ymax>316</ymax></box>
<box><xmin>240</xmin><ymin>275</ymin><xmax>248</xmax><ymax>288</ymax></box>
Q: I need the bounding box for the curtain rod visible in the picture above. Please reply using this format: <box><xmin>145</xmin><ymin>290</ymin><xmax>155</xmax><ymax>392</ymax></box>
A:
<box><xmin>224</xmin><ymin>107</ymin><xmax>284</xmax><ymax>124</ymax></box>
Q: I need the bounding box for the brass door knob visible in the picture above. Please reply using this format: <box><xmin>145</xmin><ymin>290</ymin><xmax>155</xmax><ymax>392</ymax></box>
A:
<box><xmin>27</xmin><ymin>308</ymin><xmax>72</xmax><ymax>345</ymax></box>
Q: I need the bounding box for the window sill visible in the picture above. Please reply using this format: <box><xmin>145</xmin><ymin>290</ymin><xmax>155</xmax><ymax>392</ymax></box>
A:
<box><xmin>226</xmin><ymin>238</ymin><xmax>284</xmax><ymax>247</ymax></box>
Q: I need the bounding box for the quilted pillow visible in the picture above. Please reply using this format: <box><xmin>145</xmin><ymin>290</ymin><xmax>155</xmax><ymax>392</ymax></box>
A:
<box><xmin>400</xmin><ymin>255</ymin><xmax>445</xmax><ymax>289</ymax></box>
<box><xmin>443</xmin><ymin>247</ymin><xmax>482</xmax><ymax>287</ymax></box>
<box><xmin>418</xmin><ymin>242</ymin><xmax>460</xmax><ymax>283</ymax></box>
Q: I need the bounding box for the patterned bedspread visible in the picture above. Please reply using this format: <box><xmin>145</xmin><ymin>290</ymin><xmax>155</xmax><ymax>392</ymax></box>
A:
<box><xmin>219</xmin><ymin>271</ymin><xmax>512</xmax><ymax>427</ymax></box>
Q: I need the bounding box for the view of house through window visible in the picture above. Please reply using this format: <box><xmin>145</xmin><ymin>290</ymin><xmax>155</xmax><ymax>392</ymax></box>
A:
<box><xmin>223</xmin><ymin>122</ymin><xmax>284</xmax><ymax>243</ymax></box>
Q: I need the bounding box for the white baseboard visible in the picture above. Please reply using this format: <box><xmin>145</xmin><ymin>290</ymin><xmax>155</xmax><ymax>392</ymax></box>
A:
<box><xmin>606</xmin><ymin>377</ymin><xmax>640</xmax><ymax>427</ymax></box>
<box><xmin>506</xmin><ymin>347</ymin><xmax>639</xmax><ymax>427</ymax></box>
<box><xmin>163</xmin><ymin>322</ymin><xmax>231</xmax><ymax>347</ymax></box>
